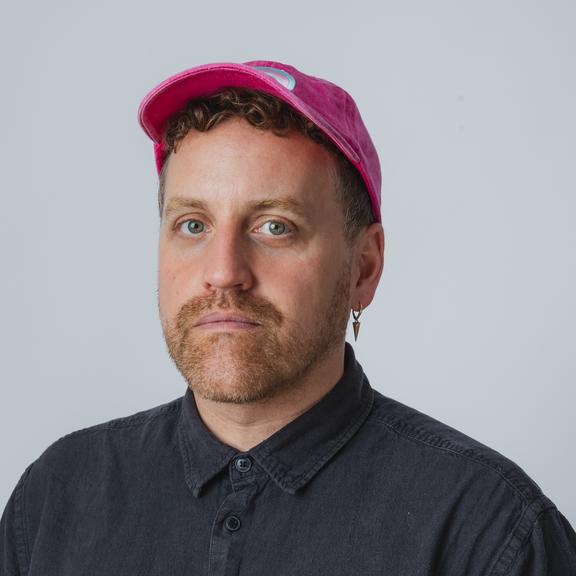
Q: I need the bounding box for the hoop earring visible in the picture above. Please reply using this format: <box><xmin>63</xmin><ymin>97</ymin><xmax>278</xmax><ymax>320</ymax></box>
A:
<box><xmin>352</xmin><ymin>303</ymin><xmax>363</xmax><ymax>342</ymax></box>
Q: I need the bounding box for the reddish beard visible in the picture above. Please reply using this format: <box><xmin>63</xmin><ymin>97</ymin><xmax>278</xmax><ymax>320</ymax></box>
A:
<box><xmin>161</xmin><ymin>263</ymin><xmax>351</xmax><ymax>404</ymax></box>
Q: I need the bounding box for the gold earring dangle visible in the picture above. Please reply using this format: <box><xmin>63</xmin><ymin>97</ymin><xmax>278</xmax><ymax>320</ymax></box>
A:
<box><xmin>352</xmin><ymin>303</ymin><xmax>363</xmax><ymax>342</ymax></box>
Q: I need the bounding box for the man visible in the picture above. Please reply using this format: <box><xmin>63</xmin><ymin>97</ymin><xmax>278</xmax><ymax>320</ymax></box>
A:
<box><xmin>1</xmin><ymin>60</ymin><xmax>575</xmax><ymax>575</ymax></box>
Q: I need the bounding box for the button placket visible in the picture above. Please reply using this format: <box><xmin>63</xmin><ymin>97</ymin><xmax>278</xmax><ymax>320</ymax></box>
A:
<box><xmin>224</xmin><ymin>515</ymin><xmax>242</xmax><ymax>532</ymax></box>
<box><xmin>208</xmin><ymin>480</ymin><xmax>261</xmax><ymax>575</ymax></box>
<box><xmin>234</xmin><ymin>456</ymin><xmax>253</xmax><ymax>473</ymax></box>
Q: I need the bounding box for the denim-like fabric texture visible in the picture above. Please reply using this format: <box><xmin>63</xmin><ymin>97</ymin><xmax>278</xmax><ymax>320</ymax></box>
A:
<box><xmin>2</xmin><ymin>342</ymin><xmax>575</xmax><ymax>575</ymax></box>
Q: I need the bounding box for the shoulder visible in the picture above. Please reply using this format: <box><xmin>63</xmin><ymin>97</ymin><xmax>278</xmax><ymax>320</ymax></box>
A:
<box><xmin>365</xmin><ymin>388</ymin><xmax>551</xmax><ymax>509</ymax></box>
<box><xmin>358</xmin><ymin>388</ymin><xmax>570</xmax><ymax>573</ymax></box>
<box><xmin>2</xmin><ymin>396</ymin><xmax>185</xmax><ymax>573</ymax></box>
<box><xmin>26</xmin><ymin>395</ymin><xmax>184</xmax><ymax>489</ymax></box>
<box><xmin>356</xmin><ymin>387</ymin><xmax>576</xmax><ymax>572</ymax></box>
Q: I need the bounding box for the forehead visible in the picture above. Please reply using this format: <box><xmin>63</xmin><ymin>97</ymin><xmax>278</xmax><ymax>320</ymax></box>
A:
<box><xmin>161</xmin><ymin>118</ymin><xmax>340</xmax><ymax>217</ymax></box>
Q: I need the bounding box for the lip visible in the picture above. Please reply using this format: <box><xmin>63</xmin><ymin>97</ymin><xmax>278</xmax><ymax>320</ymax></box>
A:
<box><xmin>194</xmin><ymin>312</ymin><xmax>262</xmax><ymax>328</ymax></box>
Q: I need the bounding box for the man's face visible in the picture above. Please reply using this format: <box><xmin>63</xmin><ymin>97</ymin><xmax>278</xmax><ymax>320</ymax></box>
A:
<box><xmin>158</xmin><ymin>117</ymin><xmax>355</xmax><ymax>404</ymax></box>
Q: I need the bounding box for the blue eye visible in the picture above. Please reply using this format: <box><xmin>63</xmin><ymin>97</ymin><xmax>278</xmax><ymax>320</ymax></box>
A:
<box><xmin>180</xmin><ymin>219</ymin><xmax>205</xmax><ymax>235</ymax></box>
<box><xmin>261</xmin><ymin>221</ymin><xmax>289</xmax><ymax>236</ymax></box>
<box><xmin>176</xmin><ymin>218</ymin><xmax>290</xmax><ymax>238</ymax></box>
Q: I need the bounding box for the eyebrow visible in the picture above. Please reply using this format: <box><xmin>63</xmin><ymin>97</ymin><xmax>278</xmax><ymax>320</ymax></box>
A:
<box><xmin>163</xmin><ymin>196</ymin><xmax>309</xmax><ymax>220</ymax></box>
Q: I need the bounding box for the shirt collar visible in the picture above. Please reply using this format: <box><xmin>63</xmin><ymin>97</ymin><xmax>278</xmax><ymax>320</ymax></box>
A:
<box><xmin>177</xmin><ymin>342</ymin><xmax>374</xmax><ymax>497</ymax></box>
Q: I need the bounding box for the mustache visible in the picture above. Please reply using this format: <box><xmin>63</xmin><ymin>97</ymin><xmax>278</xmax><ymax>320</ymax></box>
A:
<box><xmin>174</xmin><ymin>291</ymin><xmax>284</xmax><ymax>331</ymax></box>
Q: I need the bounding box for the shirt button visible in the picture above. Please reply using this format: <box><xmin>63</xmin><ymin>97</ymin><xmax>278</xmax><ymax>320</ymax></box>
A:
<box><xmin>234</xmin><ymin>456</ymin><xmax>252</xmax><ymax>473</ymax></box>
<box><xmin>225</xmin><ymin>515</ymin><xmax>241</xmax><ymax>532</ymax></box>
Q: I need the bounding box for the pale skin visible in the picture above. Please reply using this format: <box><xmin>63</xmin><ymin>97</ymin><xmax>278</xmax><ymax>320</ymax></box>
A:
<box><xmin>158</xmin><ymin>118</ymin><xmax>384</xmax><ymax>452</ymax></box>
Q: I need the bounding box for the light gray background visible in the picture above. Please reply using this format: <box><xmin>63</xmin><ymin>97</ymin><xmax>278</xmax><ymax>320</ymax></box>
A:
<box><xmin>1</xmin><ymin>0</ymin><xmax>574</xmax><ymax>528</ymax></box>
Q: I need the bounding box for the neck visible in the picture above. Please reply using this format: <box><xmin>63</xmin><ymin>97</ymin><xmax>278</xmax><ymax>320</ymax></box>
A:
<box><xmin>192</xmin><ymin>343</ymin><xmax>346</xmax><ymax>452</ymax></box>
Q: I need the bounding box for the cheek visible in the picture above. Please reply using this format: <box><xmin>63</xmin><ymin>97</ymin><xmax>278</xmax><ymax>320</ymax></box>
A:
<box><xmin>157</xmin><ymin>251</ymin><xmax>194</xmax><ymax>318</ymax></box>
<box><xmin>263</xmin><ymin>253</ymin><xmax>339</xmax><ymax>320</ymax></box>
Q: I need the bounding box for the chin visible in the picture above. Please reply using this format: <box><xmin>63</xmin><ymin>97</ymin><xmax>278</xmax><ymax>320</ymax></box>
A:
<box><xmin>193</xmin><ymin>380</ymin><xmax>276</xmax><ymax>404</ymax></box>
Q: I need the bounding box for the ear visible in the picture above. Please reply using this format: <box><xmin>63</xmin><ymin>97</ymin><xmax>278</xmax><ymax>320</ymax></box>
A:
<box><xmin>350</xmin><ymin>223</ymin><xmax>385</xmax><ymax>310</ymax></box>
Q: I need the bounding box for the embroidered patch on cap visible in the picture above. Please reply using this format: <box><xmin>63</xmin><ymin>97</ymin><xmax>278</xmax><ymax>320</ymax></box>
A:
<box><xmin>252</xmin><ymin>66</ymin><xmax>296</xmax><ymax>91</ymax></box>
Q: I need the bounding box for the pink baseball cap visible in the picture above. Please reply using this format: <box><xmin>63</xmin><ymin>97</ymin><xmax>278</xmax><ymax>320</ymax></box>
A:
<box><xmin>138</xmin><ymin>60</ymin><xmax>381</xmax><ymax>223</ymax></box>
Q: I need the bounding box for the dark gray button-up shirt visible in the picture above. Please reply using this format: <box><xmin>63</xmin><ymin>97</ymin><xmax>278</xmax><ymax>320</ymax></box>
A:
<box><xmin>2</xmin><ymin>343</ymin><xmax>575</xmax><ymax>574</ymax></box>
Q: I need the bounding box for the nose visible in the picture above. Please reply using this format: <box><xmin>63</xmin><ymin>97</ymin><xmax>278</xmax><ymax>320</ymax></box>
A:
<box><xmin>201</xmin><ymin>225</ymin><xmax>254</xmax><ymax>293</ymax></box>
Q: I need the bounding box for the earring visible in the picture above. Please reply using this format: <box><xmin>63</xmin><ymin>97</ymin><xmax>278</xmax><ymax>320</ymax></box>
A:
<box><xmin>352</xmin><ymin>303</ymin><xmax>363</xmax><ymax>341</ymax></box>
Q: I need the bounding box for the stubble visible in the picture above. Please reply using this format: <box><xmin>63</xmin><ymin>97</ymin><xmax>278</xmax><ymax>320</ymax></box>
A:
<box><xmin>161</xmin><ymin>261</ymin><xmax>352</xmax><ymax>404</ymax></box>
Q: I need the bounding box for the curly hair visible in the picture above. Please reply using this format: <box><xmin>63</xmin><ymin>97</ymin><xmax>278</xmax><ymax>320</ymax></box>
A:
<box><xmin>158</xmin><ymin>88</ymin><xmax>374</xmax><ymax>242</ymax></box>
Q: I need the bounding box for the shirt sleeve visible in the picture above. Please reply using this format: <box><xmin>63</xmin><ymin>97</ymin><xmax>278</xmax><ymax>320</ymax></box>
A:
<box><xmin>505</xmin><ymin>507</ymin><xmax>576</xmax><ymax>575</ymax></box>
<box><xmin>0</xmin><ymin>491</ymin><xmax>19</xmax><ymax>576</ymax></box>
<box><xmin>0</xmin><ymin>465</ymin><xmax>34</xmax><ymax>576</ymax></box>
